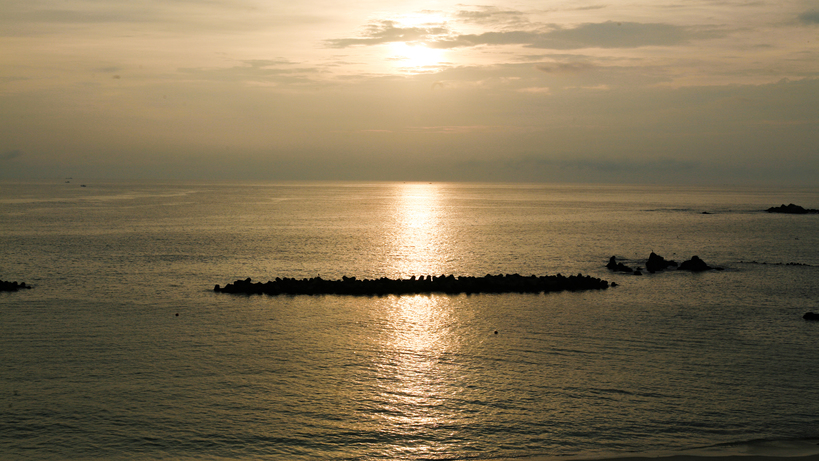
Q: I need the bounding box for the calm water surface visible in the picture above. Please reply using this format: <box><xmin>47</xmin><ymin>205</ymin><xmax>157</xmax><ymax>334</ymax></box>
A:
<box><xmin>1</xmin><ymin>181</ymin><xmax>819</xmax><ymax>460</ymax></box>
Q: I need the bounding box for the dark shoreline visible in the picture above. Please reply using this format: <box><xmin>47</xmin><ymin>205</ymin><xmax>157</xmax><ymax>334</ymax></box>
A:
<box><xmin>214</xmin><ymin>273</ymin><xmax>610</xmax><ymax>296</ymax></box>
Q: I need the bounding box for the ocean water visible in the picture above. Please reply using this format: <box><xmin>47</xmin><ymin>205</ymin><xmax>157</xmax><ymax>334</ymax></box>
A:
<box><xmin>1</xmin><ymin>180</ymin><xmax>819</xmax><ymax>460</ymax></box>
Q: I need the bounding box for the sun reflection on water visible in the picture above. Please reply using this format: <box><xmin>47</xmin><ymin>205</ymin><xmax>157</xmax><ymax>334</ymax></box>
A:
<box><xmin>388</xmin><ymin>183</ymin><xmax>450</xmax><ymax>278</ymax></box>
<box><xmin>375</xmin><ymin>294</ymin><xmax>459</xmax><ymax>457</ymax></box>
<box><xmin>372</xmin><ymin>183</ymin><xmax>466</xmax><ymax>457</ymax></box>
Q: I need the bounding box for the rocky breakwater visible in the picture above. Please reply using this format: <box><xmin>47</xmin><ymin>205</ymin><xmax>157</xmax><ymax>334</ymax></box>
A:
<box><xmin>214</xmin><ymin>273</ymin><xmax>610</xmax><ymax>296</ymax></box>
<box><xmin>1</xmin><ymin>280</ymin><xmax>31</xmax><ymax>292</ymax></box>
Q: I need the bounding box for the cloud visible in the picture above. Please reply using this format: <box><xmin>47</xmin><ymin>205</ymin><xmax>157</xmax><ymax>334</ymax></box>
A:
<box><xmin>454</xmin><ymin>6</ymin><xmax>528</xmax><ymax>26</ymax></box>
<box><xmin>432</xmin><ymin>21</ymin><xmax>724</xmax><ymax>49</ymax></box>
<box><xmin>516</xmin><ymin>157</ymin><xmax>701</xmax><ymax>174</ymax></box>
<box><xmin>325</xmin><ymin>20</ymin><xmax>450</xmax><ymax>48</ymax></box>
<box><xmin>536</xmin><ymin>62</ymin><xmax>598</xmax><ymax>73</ymax></box>
<box><xmin>0</xmin><ymin>0</ymin><xmax>271</xmax><ymax>36</ymax></box>
<box><xmin>178</xmin><ymin>61</ymin><xmax>320</xmax><ymax>86</ymax></box>
<box><xmin>328</xmin><ymin>18</ymin><xmax>724</xmax><ymax>51</ymax></box>
<box><xmin>243</xmin><ymin>59</ymin><xmax>299</xmax><ymax>68</ymax></box>
<box><xmin>798</xmin><ymin>10</ymin><xmax>819</xmax><ymax>24</ymax></box>
<box><xmin>1</xmin><ymin>150</ymin><xmax>23</xmax><ymax>161</ymax></box>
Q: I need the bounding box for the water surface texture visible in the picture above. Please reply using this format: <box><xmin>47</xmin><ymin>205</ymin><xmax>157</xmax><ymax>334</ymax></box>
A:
<box><xmin>2</xmin><ymin>181</ymin><xmax>819</xmax><ymax>460</ymax></box>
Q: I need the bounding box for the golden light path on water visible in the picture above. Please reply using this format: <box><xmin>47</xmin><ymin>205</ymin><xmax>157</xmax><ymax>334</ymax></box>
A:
<box><xmin>377</xmin><ymin>183</ymin><xmax>461</xmax><ymax>457</ymax></box>
<box><xmin>387</xmin><ymin>182</ymin><xmax>450</xmax><ymax>279</ymax></box>
<box><xmin>376</xmin><ymin>294</ymin><xmax>460</xmax><ymax>458</ymax></box>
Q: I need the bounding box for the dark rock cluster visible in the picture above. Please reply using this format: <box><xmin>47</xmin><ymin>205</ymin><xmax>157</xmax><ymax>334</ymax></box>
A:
<box><xmin>678</xmin><ymin>255</ymin><xmax>712</xmax><ymax>272</ymax></box>
<box><xmin>214</xmin><ymin>273</ymin><xmax>610</xmax><ymax>296</ymax></box>
<box><xmin>1</xmin><ymin>280</ymin><xmax>31</xmax><ymax>292</ymax></box>
<box><xmin>646</xmin><ymin>252</ymin><xmax>678</xmax><ymax>273</ymax></box>
<box><xmin>606</xmin><ymin>256</ymin><xmax>635</xmax><ymax>273</ymax></box>
<box><xmin>766</xmin><ymin>203</ymin><xmax>819</xmax><ymax>214</ymax></box>
<box><xmin>742</xmin><ymin>261</ymin><xmax>814</xmax><ymax>267</ymax></box>
<box><xmin>606</xmin><ymin>252</ymin><xmax>719</xmax><ymax>275</ymax></box>
<box><xmin>803</xmin><ymin>312</ymin><xmax>819</xmax><ymax>321</ymax></box>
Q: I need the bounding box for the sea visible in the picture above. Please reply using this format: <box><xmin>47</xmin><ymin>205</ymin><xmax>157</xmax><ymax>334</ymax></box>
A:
<box><xmin>1</xmin><ymin>180</ymin><xmax>819</xmax><ymax>461</ymax></box>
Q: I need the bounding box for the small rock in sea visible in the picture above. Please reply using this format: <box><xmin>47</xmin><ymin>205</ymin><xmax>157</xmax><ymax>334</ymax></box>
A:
<box><xmin>803</xmin><ymin>312</ymin><xmax>819</xmax><ymax>321</ymax></box>
<box><xmin>606</xmin><ymin>256</ymin><xmax>634</xmax><ymax>273</ymax></box>
<box><xmin>678</xmin><ymin>256</ymin><xmax>712</xmax><ymax>272</ymax></box>
<box><xmin>645</xmin><ymin>252</ymin><xmax>678</xmax><ymax>273</ymax></box>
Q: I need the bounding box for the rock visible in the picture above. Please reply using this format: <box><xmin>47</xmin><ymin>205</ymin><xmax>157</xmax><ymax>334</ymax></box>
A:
<box><xmin>0</xmin><ymin>280</ymin><xmax>32</xmax><ymax>292</ymax></box>
<box><xmin>606</xmin><ymin>256</ymin><xmax>634</xmax><ymax>273</ymax></box>
<box><xmin>645</xmin><ymin>252</ymin><xmax>678</xmax><ymax>273</ymax></box>
<box><xmin>606</xmin><ymin>256</ymin><xmax>616</xmax><ymax>269</ymax></box>
<box><xmin>678</xmin><ymin>256</ymin><xmax>712</xmax><ymax>272</ymax></box>
<box><xmin>803</xmin><ymin>312</ymin><xmax>819</xmax><ymax>321</ymax></box>
<box><xmin>214</xmin><ymin>272</ymin><xmax>610</xmax><ymax>297</ymax></box>
<box><xmin>766</xmin><ymin>203</ymin><xmax>819</xmax><ymax>214</ymax></box>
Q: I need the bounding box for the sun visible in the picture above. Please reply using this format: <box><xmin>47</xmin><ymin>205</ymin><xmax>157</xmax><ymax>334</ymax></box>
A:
<box><xmin>389</xmin><ymin>42</ymin><xmax>446</xmax><ymax>73</ymax></box>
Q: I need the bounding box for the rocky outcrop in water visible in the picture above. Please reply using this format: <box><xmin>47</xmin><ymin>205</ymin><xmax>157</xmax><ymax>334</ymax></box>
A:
<box><xmin>606</xmin><ymin>253</ymin><xmax>719</xmax><ymax>274</ymax></box>
<box><xmin>741</xmin><ymin>261</ymin><xmax>815</xmax><ymax>267</ymax></box>
<box><xmin>678</xmin><ymin>256</ymin><xmax>712</xmax><ymax>272</ymax></box>
<box><xmin>214</xmin><ymin>273</ymin><xmax>610</xmax><ymax>296</ymax></box>
<box><xmin>645</xmin><ymin>252</ymin><xmax>678</xmax><ymax>273</ymax></box>
<box><xmin>803</xmin><ymin>312</ymin><xmax>819</xmax><ymax>321</ymax></box>
<box><xmin>766</xmin><ymin>204</ymin><xmax>819</xmax><ymax>214</ymax></box>
<box><xmin>1</xmin><ymin>280</ymin><xmax>31</xmax><ymax>292</ymax></box>
<box><xmin>606</xmin><ymin>256</ymin><xmax>634</xmax><ymax>273</ymax></box>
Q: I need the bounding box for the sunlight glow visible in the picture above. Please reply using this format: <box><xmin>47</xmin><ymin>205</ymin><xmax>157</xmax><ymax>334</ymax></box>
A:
<box><xmin>388</xmin><ymin>183</ymin><xmax>449</xmax><ymax>278</ymax></box>
<box><xmin>375</xmin><ymin>294</ymin><xmax>459</xmax><ymax>457</ymax></box>
<box><xmin>388</xmin><ymin>42</ymin><xmax>447</xmax><ymax>74</ymax></box>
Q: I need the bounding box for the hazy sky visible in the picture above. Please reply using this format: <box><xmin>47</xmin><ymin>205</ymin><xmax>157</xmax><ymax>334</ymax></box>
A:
<box><xmin>2</xmin><ymin>0</ymin><xmax>818</xmax><ymax>184</ymax></box>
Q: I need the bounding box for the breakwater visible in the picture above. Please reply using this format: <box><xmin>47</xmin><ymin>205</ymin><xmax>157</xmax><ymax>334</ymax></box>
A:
<box><xmin>1</xmin><ymin>280</ymin><xmax>30</xmax><ymax>292</ymax></box>
<box><xmin>214</xmin><ymin>273</ymin><xmax>609</xmax><ymax>296</ymax></box>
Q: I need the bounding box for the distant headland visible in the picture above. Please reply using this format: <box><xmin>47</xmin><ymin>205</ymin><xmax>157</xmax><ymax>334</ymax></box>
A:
<box><xmin>766</xmin><ymin>203</ymin><xmax>819</xmax><ymax>214</ymax></box>
<box><xmin>214</xmin><ymin>273</ymin><xmax>610</xmax><ymax>296</ymax></box>
<box><xmin>1</xmin><ymin>280</ymin><xmax>31</xmax><ymax>292</ymax></box>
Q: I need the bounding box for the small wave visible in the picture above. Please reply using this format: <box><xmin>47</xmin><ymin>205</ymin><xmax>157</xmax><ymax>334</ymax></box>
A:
<box><xmin>683</xmin><ymin>436</ymin><xmax>819</xmax><ymax>458</ymax></box>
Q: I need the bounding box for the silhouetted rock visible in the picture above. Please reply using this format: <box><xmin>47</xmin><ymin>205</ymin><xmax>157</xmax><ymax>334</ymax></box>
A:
<box><xmin>803</xmin><ymin>312</ymin><xmax>819</xmax><ymax>321</ymax></box>
<box><xmin>606</xmin><ymin>256</ymin><xmax>634</xmax><ymax>273</ymax></box>
<box><xmin>214</xmin><ymin>272</ymin><xmax>610</xmax><ymax>297</ymax></box>
<box><xmin>766</xmin><ymin>203</ymin><xmax>819</xmax><ymax>214</ymax></box>
<box><xmin>0</xmin><ymin>280</ymin><xmax>31</xmax><ymax>292</ymax></box>
<box><xmin>645</xmin><ymin>252</ymin><xmax>678</xmax><ymax>273</ymax></box>
<box><xmin>678</xmin><ymin>256</ymin><xmax>712</xmax><ymax>272</ymax></box>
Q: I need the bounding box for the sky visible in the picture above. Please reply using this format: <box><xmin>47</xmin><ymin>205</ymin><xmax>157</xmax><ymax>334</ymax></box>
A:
<box><xmin>1</xmin><ymin>0</ymin><xmax>818</xmax><ymax>184</ymax></box>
